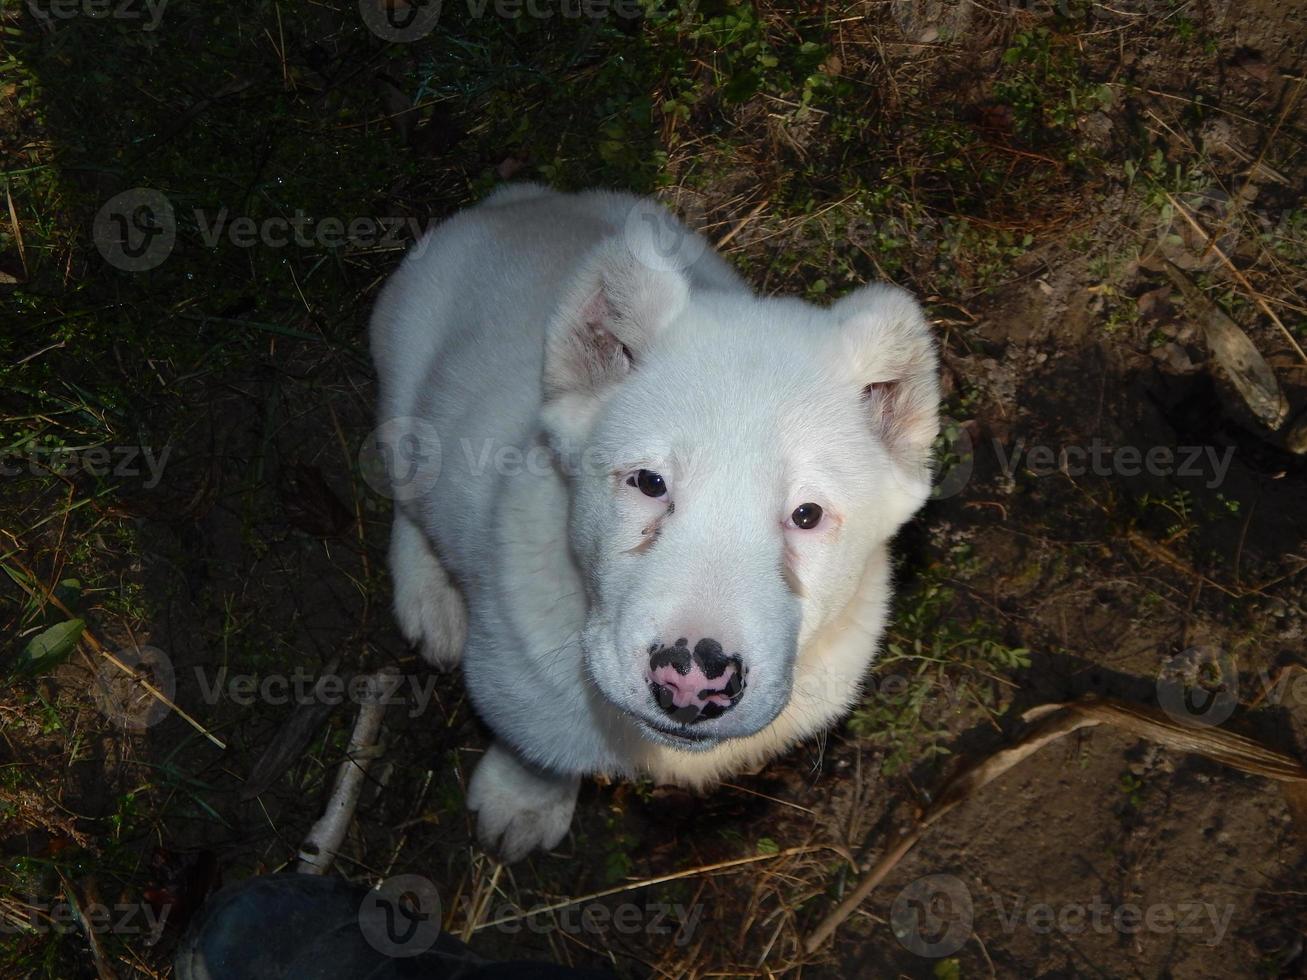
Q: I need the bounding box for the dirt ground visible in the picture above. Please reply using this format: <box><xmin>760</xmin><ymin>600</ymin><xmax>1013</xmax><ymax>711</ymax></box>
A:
<box><xmin>3</xmin><ymin>0</ymin><xmax>1307</xmax><ymax>978</ymax></box>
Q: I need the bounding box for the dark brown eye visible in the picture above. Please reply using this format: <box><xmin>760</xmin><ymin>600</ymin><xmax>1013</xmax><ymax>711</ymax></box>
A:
<box><xmin>792</xmin><ymin>503</ymin><xmax>823</xmax><ymax>529</ymax></box>
<box><xmin>628</xmin><ymin>469</ymin><xmax>667</xmax><ymax>498</ymax></box>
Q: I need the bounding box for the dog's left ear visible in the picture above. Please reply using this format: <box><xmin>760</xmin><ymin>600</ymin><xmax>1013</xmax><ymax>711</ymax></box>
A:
<box><xmin>543</xmin><ymin>238</ymin><xmax>688</xmax><ymax>400</ymax></box>
<box><xmin>540</xmin><ymin>238</ymin><xmax>689</xmax><ymax>450</ymax></box>
<box><xmin>833</xmin><ymin>283</ymin><xmax>941</xmax><ymax>462</ymax></box>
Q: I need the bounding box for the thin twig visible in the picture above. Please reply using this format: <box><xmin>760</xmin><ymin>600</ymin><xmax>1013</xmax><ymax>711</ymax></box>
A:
<box><xmin>716</xmin><ymin>197</ymin><xmax>771</xmax><ymax>249</ymax></box>
<box><xmin>474</xmin><ymin>845</ymin><xmax>844</xmax><ymax>931</ymax></box>
<box><xmin>804</xmin><ymin>696</ymin><xmax>1307</xmax><ymax>952</ymax></box>
<box><xmin>5</xmin><ymin>184</ymin><xmax>27</xmax><ymax>278</ymax></box>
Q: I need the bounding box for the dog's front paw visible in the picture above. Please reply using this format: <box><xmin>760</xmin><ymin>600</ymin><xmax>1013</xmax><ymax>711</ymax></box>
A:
<box><xmin>466</xmin><ymin>741</ymin><xmax>580</xmax><ymax>863</ymax></box>
<box><xmin>389</xmin><ymin>512</ymin><xmax>466</xmax><ymax>668</ymax></box>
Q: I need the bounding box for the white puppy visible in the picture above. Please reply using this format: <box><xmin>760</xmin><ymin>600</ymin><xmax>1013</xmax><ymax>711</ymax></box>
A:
<box><xmin>369</xmin><ymin>185</ymin><xmax>939</xmax><ymax>862</ymax></box>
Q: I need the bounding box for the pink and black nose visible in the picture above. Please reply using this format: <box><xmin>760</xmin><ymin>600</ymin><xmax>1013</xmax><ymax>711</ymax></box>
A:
<box><xmin>646</xmin><ymin>638</ymin><xmax>745</xmax><ymax>724</ymax></box>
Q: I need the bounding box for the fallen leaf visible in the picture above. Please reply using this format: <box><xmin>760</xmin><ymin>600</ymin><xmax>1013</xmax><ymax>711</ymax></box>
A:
<box><xmin>16</xmin><ymin>619</ymin><xmax>85</xmax><ymax>675</ymax></box>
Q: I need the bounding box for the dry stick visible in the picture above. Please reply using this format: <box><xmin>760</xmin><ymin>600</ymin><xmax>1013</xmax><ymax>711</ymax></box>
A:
<box><xmin>460</xmin><ymin>861</ymin><xmax>504</xmax><ymax>943</ymax></box>
<box><xmin>60</xmin><ymin>875</ymin><xmax>118</xmax><ymax>980</ymax></box>
<box><xmin>5</xmin><ymin>184</ymin><xmax>27</xmax><ymax>278</ymax></box>
<box><xmin>297</xmin><ymin>668</ymin><xmax>397</xmax><ymax>875</ymax></box>
<box><xmin>95</xmin><ymin>646</ymin><xmax>226</xmax><ymax>749</ymax></box>
<box><xmin>1163</xmin><ymin>190</ymin><xmax>1307</xmax><ymax>365</ymax></box>
<box><xmin>803</xmin><ymin>695</ymin><xmax>1307</xmax><ymax>953</ymax></box>
<box><xmin>715</xmin><ymin>196</ymin><xmax>771</xmax><ymax>249</ymax></box>
<box><xmin>721</xmin><ymin>780</ymin><xmax>817</xmax><ymax>814</ymax></box>
<box><xmin>1126</xmin><ymin>530</ymin><xmax>1243</xmax><ymax>599</ymax></box>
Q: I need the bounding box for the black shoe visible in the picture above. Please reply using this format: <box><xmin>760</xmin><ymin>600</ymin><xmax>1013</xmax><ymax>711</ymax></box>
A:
<box><xmin>175</xmin><ymin>872</ymin><xmax>615</xmax><ymax>980</ymax></box>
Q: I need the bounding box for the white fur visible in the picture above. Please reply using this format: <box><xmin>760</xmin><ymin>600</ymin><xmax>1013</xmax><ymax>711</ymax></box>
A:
<box><xmin>369</xmin><ymin>185</ymin><xmax>939</xmax><ymax>860</ymax></box>
<box><xmin>388</xmin><ymin>510</ymin><xmax>466</xmax><ymax>668</ymax></box>
<box><xmin>465</xmin><ymin>742</ymin><xmax>580</xmax><ymax>864</ymax></box>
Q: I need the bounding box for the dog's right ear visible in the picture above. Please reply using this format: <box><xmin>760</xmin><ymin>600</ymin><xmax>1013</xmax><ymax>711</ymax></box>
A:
<box><xmin>832</xmin><ymin>282</ymin><xmax>940</xmax><ymax>491</ymax></box>
<box><xmin>540</xmin><ymin>239</ymin><xmax>688</xmax><ymax>448</ymax></box>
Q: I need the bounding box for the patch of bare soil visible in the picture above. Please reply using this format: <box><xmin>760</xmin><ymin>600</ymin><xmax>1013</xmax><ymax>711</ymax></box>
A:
<box><xmin>817</xmin><ymin>4</ymin><xmax>1307</xmax><ymax>976</ymax></box>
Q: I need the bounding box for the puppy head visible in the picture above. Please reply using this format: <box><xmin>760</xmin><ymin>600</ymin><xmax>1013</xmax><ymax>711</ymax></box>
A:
<box><xmin>540</xmin><ymin>239</ymin><xmax>939</xmax><ymax>753</ymax></box>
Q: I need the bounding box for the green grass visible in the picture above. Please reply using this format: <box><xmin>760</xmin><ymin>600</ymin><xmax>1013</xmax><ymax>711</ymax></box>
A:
<box><xmin>850</xmin><ymin>548</ymin><xmax>1031</xmax><ymax>776</ymax></box>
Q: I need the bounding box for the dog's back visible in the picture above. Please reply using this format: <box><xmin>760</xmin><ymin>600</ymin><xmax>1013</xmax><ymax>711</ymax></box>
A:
<box><xmin>369</xmin><ymin>185</ymin><xmax>739</xmax><ymax>561</ymax></box>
